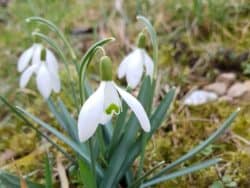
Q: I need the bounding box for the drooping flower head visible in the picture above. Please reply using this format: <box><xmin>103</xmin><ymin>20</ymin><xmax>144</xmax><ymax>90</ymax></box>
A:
<box><xmin>118</xmin><ymin>32</ymin><xmax>154</xmax><ymax>89</ymax></box>
<box><xmin>18</xmin><ymin>44</ymin><xmax>60</xmax><ymax>99</ymax></box>
<box><xmin>78</xmin><ymin>56</ymin><xmax>150</xmax><ymax>142</ymax></box>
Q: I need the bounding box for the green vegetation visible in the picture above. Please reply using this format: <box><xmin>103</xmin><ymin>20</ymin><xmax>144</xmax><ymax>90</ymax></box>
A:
<box><xmin>0</xmin><ymin>0</ymin><xmax>249</xmax><ymax>187</ymax></box>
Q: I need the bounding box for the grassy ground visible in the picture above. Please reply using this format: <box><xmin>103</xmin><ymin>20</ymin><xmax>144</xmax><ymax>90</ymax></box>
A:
<box><xmin>0</xmin><ymin>0</ymin><xmax>250</xmax><ymax>187</ymax></box>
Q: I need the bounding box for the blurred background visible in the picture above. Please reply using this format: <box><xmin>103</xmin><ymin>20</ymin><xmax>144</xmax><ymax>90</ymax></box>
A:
<box><xmin>0</xmin><ymin>0</ymin><xmax>250</xmax><ymax>187</ymax></box>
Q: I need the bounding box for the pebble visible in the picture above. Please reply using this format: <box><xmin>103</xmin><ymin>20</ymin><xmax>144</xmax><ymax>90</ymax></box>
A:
<box><xmin>184</xmin><ymin>90</ymin><xmax>218</xmax><ymax>106</ymax></box>
<box><xmin>216</xmin><ymin>72</ymin><xmax>236</xmax><ymax>85</ymax></box>
<box><xmin>204</xmin><ymin>82</ymin><xmax>228</xmax><ymax>96</ymax></box>
<box><xmin>227</xmin><ymin>82</ymin><xmax>248</xmax><ymax>98</ymax></box>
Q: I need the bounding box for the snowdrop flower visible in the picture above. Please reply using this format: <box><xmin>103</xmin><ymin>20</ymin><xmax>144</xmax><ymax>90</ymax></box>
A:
<box><xmin>118</xmin><ymin>32</ymin><xmax>154</xmax><ymax>89</ymax></box>
<box><xmin>17</xmin><ymin>44</ymin><xmax>60</xmax><ymax>99</ymax></box>
<box><xmin>78</xmin><ymin>56</ymin><xmax>150</xmax><ymax>142</ymax></box>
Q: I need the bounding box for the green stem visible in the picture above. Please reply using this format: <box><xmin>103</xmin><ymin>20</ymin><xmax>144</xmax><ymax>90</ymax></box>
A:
<box><xmin>136</xmin><ymin>15</ymin><xmax>158</xmax><ymax>79</ymax></box>
<box><xmin>89</xmin><ymin>138</ymin><xmax>97</xmax><ymax>188</ymax></box>
<box><xmin>78</xmin><ymin>38</ymin><xmax>114</xmax><ymax>105</ymax></box>
<box><xmin>26</xmin><ymin>17</ymin><xmax>77</xmax><ymax>64</ymax></box>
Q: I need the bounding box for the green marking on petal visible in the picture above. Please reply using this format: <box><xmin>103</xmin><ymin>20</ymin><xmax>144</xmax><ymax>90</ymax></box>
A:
<box><xmin>105</xmin><ymin>103</ymin><xmax>120</xmax><ymax>115</ymax></box>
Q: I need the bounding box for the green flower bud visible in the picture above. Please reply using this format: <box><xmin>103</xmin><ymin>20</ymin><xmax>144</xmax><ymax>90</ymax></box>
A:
<box><xmin>41</xmin><ymin>48</ymin><xmax>46</xmax><ymax>61</ymax></box>
<box><xmin>136</xmin><ymin>32</ymin><xmax>146</xmax><ymax>48</ymax></box>
<box><xmin>100</xmin><ymin>56</ymin><xmax>113</xmax><ymax>81</ymax></box>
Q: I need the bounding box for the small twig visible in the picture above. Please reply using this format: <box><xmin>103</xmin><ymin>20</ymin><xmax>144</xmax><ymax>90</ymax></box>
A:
<box><xmin>231</xmin><ymin>133</ymin><xmax>250</xmax><ymax>145</ymax></box>
<box><xmin>57</xmin><ymin>156</ymin><xmax>69</xmax><ymax>188</ymax></box>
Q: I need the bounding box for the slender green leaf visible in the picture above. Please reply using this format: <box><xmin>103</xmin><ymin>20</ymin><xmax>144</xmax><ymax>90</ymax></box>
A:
<box><xmin>141</xmin><ymin>158</ymin><xmax>221</xmax><ymax>188</ymax></box>
<box><xmin>148</xmin><ymin>88</ymin><xmax>175</xmax><ymax>136</ymax></box>
<box><xmin>0</xmin><ymin>96</ymin><xmax>74</xmax><ymax>162</ymax></box>
<box><xmin>16</xmin><ymin>106</ymin><xmax>104</xmax><ymax>178</ymax></box>
<box><xmin>151</xmin><ymin>109</ymin><xmax>239</xmax><ymax>180</ymax></box>
<box><xmin>47</xmin><ymin>100</ymin><xmax>69</xmax><ymax>136</ymax></box>
<box><xmin>108</xmin><ymin>101</ymin><xmax>128</xmax><ymax>155</ymax></box>
<box><xmin>128</xmin><ymin>161</ymin><xmax>165</xmax><ymax>188</ymax></box>
<box><xmin>78</xmin><ymin>157</ymin><xmax>96</xmax><ymax>188</ymax></box>
<box><xmin>115</xmin><ymin>89</ymin><xmax>175</xmax><ymax>183</ymax></box>
<box><xmin>57</xmin><ymin>99</ymin><xmax>78</xmax><ymax>141</ymax></box>
<box><xmin>45</xmin><ymin>154</ymin><xmax>53</xmax><ymax>188</ymax></box>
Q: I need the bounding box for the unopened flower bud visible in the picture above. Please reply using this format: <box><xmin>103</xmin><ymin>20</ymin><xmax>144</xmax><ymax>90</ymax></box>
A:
<box><xmin>41</xmin><ymin>48</ymin><xmax>46</xmax><ymax>61</ymax></box>
<box><xmin>136</xmin><ymin>32</ymin><xmax>146</xmax><ymax>49</ymax></box>
<box><xmin>100</xmin><ymin>56</ymin><xmax>113</xmax><ymax>81</ymax></box>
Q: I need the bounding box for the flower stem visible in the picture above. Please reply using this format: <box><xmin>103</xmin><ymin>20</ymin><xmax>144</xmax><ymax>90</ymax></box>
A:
<box><xmin>89</xmin><ymin>138</ymin><xmax>97</xmax><ymax>188</ymax></box>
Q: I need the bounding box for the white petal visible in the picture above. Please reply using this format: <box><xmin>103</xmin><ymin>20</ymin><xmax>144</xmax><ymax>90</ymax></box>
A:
<box><xmin>17</xmin><ymin>46</ymin><xmax>34</xmax><ymax>72</ymax></box>
<box><xmin>36</xmin><ymin>64</ymin><xmax>52</xmax><ymax>99</ymax></box>
<box><xmin>99</xmin><ymin>81</ymin><xmax>121</xmax><ymax>124</ymax></box>
<box><xmin>114</xmin><ymin>83</ymin><xmax>150</xmax><ymax>132</ymax></box>
<box><xmin>99</xmin><ymin>112</ymin><xmax>112</xmax><ymax>125</ymax></box>
<box><xmin>126</xmin><ymin>49</ymin><xmax>144</xmax><ymax>89</ymax></box>
<box><xmin>142</xmin><ymin>50</ymin><xmax>154</xmax><ymax>78</ymax></box>
<box><xmin>103</xmin><ymin>81</ymin><xmax>121</xmax><ymax>110</ymax></box>
<box><xmin>118</xmin><ymin>53</ymin><xmax>130</xmax><ymax>79</ymax></box>
<box><xmin>49</xmin><ymin>70</ymin><xmax>61</xmax><ymax>93</ymax></box>
<box><xmin>46</xmin><ymin>49</ymin><xmax>59</xmax><ymax>73</ymax></box>
<box><xmin>32</xmin><ymin>44</ymin><xmax>43</xmax><ymax>65</ymax></box>
<box><xmin>19</xmin><ymin>64</ymin><xmax>38</xmax><ymax>88</ymax></box>
<box><xmin>78</xmin><ymin>83</ymin><xmax>105</xmax><ymax>142</ymax></box>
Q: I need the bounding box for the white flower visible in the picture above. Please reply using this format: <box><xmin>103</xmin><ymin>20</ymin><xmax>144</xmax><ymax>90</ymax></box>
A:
<box><xmin>118</xmin><ymin>48</ymin><xmax>154</xmax><ymax>89</ymax></box>
<box><xmin>18</xmin><ymin>44</ymin><xmax>60</xmax><ymax>99</ymax></box>
<box><xmin>77</xmin><ymin>81</ymin><xmax>151</xmax><ymax>142</ymax></box>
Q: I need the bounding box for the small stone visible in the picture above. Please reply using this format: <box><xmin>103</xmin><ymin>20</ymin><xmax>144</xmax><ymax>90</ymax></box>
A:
<box><xmin>243</xmin><ymin>80</ymin><xmax>250</xmax><ymax>91</ymax></box>
<box><xmin>203</xmin><ymin>82</ymin><xmax>228</xmax><ymax>96</ymax></box>
<box><xmin>242</xmin><ymin>81</ymin><xmax>250</xmax><ymax>100</ymax></box>
<box><xmin>216</xmin><ymin>72</ymin><xmax>236</xmax><ymax>85</ymax></box>
<box><xmin>184</xmin><ymin>90</ymin><xmax>218</xmax><ymax>106</ymax></box>
<box><xmin>227</xmin><ymin>82</ymin><xmax>248</xmax><ymax>98</ymax></box>
<box><xmin>241</xmin><ymin>89</ymin><xmax>250</xmax><ymax>100</ymax></box>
